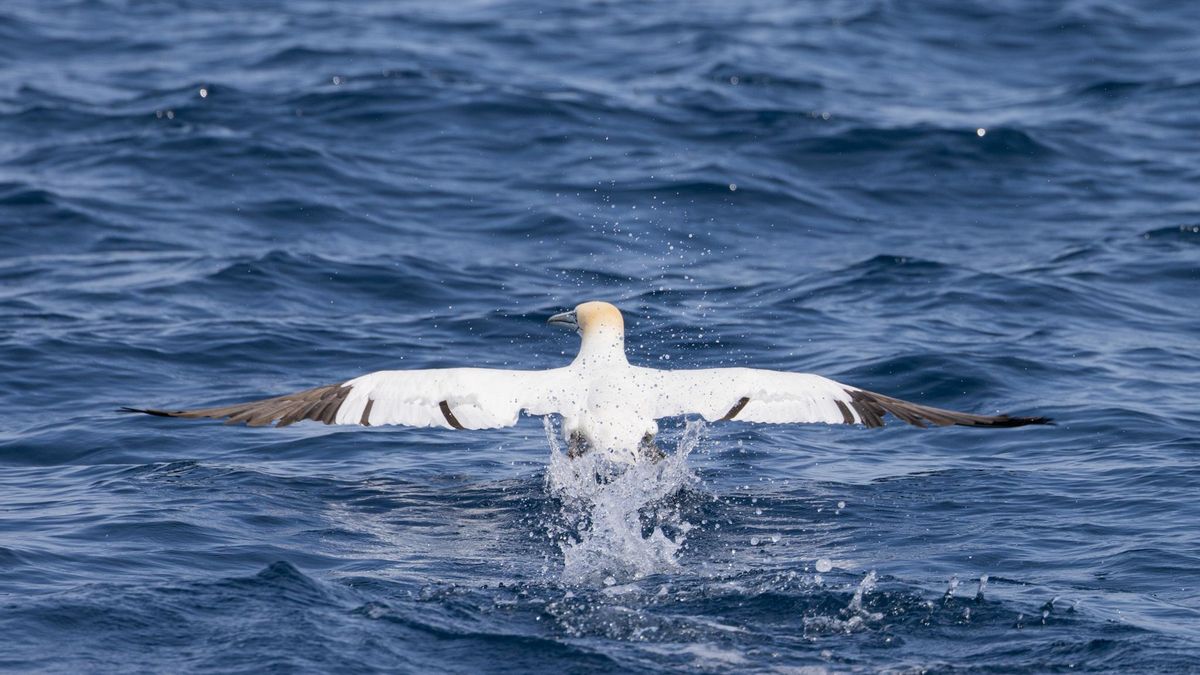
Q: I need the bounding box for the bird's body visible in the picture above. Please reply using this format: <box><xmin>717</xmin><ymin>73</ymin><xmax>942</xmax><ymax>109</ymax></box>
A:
<box><xmin>570</xmin><ymin>367</ymin><xmax>654</xmax><ymax>462</ymax></box>
<box><xmin>126</xmin><ymin>301</ymin><xmax>1049</xmax><ymax>462</ymax></box>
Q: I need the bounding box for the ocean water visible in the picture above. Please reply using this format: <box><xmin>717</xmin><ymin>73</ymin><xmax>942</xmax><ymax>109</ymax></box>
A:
<box><xmin>2</xmin><ymin>0</ymin><xmax>1199</xmax><ymax>671</ymax></box>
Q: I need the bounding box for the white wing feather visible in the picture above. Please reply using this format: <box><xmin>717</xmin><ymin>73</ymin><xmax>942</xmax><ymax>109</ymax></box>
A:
<box><xmin>130</xmin><ymin>368</ymin><xmax>576</xmax><ymax>429</ymax></box>
<box><xmin>646</xmin><ymin>367</ymin><xmax>862</xmax><ymax>425</ymax></box>
<box><xmin>336</xmin><ymin>368</ymin><xmax>574</xmax><ymax>428</ymax></box>
<box><xmin>645</xmin><ymin>367</ymin><xmax>1048</xmax><ymax>429</ymax></box>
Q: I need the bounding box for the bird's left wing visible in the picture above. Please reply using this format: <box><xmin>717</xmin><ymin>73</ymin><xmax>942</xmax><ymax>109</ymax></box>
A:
<box><xmin>646</xmin><ymin>367</ymin><xmax>1048</xmax><ymax>428</ymax></box>
<box><xmin>124</xmin><ymin>368</ymin><xmax>574</xmax><ymax>429</ymax></box>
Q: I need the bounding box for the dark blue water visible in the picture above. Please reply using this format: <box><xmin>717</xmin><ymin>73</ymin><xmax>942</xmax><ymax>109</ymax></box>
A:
<box><xmin>3</xmin><ymin>0</ymin><xmax>1199</xmax><ymax>671</ymax></box>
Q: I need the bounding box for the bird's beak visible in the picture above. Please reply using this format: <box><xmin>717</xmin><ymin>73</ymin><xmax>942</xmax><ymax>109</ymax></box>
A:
<box><xmin>547</xmin><ymin>310</ymin><xmax>579</xmax><ymax>332</ymax></box>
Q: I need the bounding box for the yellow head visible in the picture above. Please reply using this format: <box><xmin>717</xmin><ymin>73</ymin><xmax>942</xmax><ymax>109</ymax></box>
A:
<box><xmin>547</xmin><ymin>301</ymin><xmax>624</xmax><ymax>336</ymax></box>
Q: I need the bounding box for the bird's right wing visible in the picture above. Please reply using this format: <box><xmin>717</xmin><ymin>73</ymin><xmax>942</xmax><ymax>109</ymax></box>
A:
<box><xmin>124</xmin><ymin>368</ymin><xmax>575</xmax><ymax>429</ymax></box>
<box><xmin>647</xmin><ymin>367</ymin><xmax>1048</xmax><ymax>428</ymax></box>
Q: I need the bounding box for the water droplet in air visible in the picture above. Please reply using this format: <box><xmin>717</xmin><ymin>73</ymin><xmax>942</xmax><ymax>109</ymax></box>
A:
<box><xmin>837</xmin><ymin>501</ymin><xmax>846</xmax><ymax>509</ymax></box>
<box><xmin>750</xmin><ymin>537</ymin><xmax>760</xmax><ymax>546</ymax></box>
<box><xmin>199</xmin><ymin>88</ymin><xmax>208</xmax><ymax>98</ymax></box>
<box><xmin>815</xmin><ymin>558</ymin><xmax>833</xmax><ymax>573</ymax></box>
<box><xmin>729</xmin><ymin>183</ymin><xmax>737</xmax><ymax>191</ymax></box>
<box><xmin>976</xmin><ymin>128</ymin><xmax>987</xmax><ymax>137</ymax></box>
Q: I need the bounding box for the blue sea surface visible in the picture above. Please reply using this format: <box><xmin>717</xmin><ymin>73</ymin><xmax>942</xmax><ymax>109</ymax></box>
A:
<box><xmin>2</xmin><ymin>0</ymin><xmax>1199</xmax><ymax>671</ymax></box>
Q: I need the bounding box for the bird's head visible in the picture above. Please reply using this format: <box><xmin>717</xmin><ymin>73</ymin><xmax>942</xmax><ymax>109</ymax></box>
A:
<box><xmin>547</xmin><ymin>301</ymin><xmax>625</xmax><ymax>338</ymax></box>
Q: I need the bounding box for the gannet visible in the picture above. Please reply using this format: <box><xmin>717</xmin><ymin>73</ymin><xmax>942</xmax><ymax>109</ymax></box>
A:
<box><xmin>125</xmin><ymin>301</ymin><xmax>1049</xmax><ymax>462</ymax></box>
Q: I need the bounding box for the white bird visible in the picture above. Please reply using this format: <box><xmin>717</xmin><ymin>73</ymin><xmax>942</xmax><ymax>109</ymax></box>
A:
<box><xmin>125</xmin><ymin>301</ymin><xmax>1049</xmax><ymax>463</ymax></box>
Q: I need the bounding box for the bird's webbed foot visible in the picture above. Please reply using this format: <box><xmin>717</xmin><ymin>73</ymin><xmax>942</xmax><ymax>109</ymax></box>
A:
<box><xmin>567</xmin><ymin>431</ymin><xmax>590</xmax><ymax>459</ymax></box>
<box><xmin>639</xmin><ymin>433</ymin><xmax>666</xmax><ymax>462</ymax></box>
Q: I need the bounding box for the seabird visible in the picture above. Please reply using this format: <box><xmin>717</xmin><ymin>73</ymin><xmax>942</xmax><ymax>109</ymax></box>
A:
<box><xmin>125</xmin><ymin>301</ymin><xmax>1049</xmax><ymax>462</ymax></box>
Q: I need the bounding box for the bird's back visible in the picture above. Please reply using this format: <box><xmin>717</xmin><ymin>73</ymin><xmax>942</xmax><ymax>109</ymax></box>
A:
<box><xmin>562</xmin><ymin>362</ymin><xmax>659</xmax><ymax>463</ymax></box>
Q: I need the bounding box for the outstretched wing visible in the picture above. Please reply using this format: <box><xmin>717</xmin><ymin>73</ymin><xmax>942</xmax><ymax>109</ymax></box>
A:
<box><xmin>647</xmin><ymin>368</ymin><xmax>1049</xmax><ymax>428</ymax></box>
<box><xmin>124</xmin><ymin>368</ymin><xmax>574</xmax><ymax>429</ymax></box>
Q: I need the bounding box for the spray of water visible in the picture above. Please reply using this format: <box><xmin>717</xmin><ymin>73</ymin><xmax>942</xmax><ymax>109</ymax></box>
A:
<box><xmin>803</xmin><ymin>570</ymin><xmax>883</xmax><ymax>635</ymax></box>
<box><xmin>542</xmin><ymin>416</ymin><xmax>706</xmax><ymax>584</ymax></box>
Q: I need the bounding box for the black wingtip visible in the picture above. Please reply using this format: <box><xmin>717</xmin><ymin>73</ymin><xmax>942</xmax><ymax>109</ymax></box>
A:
<box><xmin>119</xmin><ymin>407</ymin><xmax>176</xmax><ymax>417</ymax></box>
<box><xmin>991</xmin><ymin>415</ymin><xmax>1054</xmax><ymax>428</ymax></box>
<box><xmin>847</xmin><ymin>389</ymin><xmax>1054</xmax><ymax>430</ymax></box>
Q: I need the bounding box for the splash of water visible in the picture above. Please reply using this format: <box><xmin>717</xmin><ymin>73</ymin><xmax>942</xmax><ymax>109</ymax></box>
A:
<box><xmin>542</xmin><ymin>416</ymin><xmax>705</xmax><ymax>584</ymax></box>
<box><xmin>845</xmin><ymin>570</ymin><xmax>882</xmax><ymax>622</ymax></box>
<box><xmin>804</xmin><ymin>570</ymin><xmax>883</xmax><ymax>635</ymax></box>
